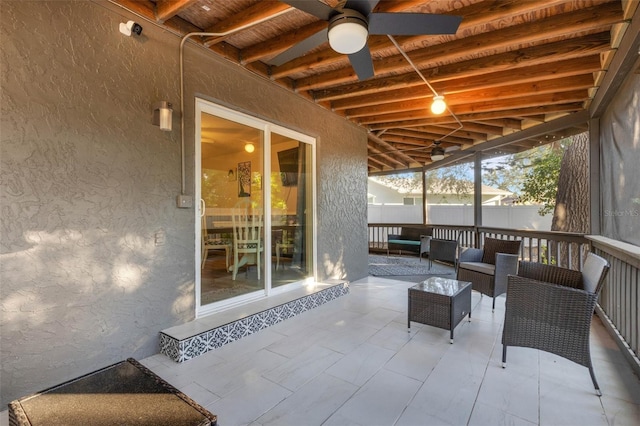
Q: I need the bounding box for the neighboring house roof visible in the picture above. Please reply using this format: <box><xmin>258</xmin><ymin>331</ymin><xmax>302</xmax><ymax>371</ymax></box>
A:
<box><xmin>369</xmin><ymin>178</ymin><xmax>512</xmax><ymax>197</ymax></box>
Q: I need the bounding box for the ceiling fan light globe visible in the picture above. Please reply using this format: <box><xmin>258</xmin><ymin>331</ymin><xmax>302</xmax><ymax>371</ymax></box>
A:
<box><xmin>431</xmin><ymin>146</ymin><xmax>445</xmax><ymax>161</ymax></box>
<box><xmin>328</xmin><ymin>19</ymin><xmax>368</xmax><ymax>54</ymax></box>
<box><xmin>431</xmin><ymin>96</ymin><xmax>447</xmax><ymax>115</ymax></box>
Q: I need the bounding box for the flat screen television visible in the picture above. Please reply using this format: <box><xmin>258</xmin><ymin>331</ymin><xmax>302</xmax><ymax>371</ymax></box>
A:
<box><xmin>278</xmin><ymin>147</ymin><xmax>299</xmax><ymax>187</ymax></box>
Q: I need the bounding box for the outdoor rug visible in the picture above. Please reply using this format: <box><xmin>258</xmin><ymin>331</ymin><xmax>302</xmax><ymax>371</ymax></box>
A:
<box><xmin>368</xmin><ymin>255</ymin><xmax>454</xmax><ymax>277</ymax></box>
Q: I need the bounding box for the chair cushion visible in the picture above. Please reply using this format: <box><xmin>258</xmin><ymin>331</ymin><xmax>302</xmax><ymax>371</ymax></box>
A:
<box><xmin>581</xmin><ymin>253</ymin><xmax>609</xmax><ymax>293</ymax></box>
<box><xmin>458</xmin><ymin>262</ymin><xmax>495</xmax><ymax>275</ymax></box>
<box><xmin>481</xmin><ymin>237</ymin><xmax>521</xmax><ymax>265</ymax></box>
<box><xmin>388</xmin><ymin>239</ymin><xmax>421</xmax><ymax>246</ymax></box>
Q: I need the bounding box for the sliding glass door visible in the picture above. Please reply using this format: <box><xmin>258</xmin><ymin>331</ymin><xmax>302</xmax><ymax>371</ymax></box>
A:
<box><xmin>270</xmin><ymin>133</ymin><xmax>313</xmax><ymax>289</ymax></box>
<box><xmin>196</xmin><ymin>100</ymin><xmax>315</xmax><ymax>316</ymax></box>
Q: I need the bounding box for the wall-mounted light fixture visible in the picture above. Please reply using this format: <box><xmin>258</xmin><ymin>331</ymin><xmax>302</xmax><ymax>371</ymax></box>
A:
<box><xmin>152</xmin><ymin>101</ymin><xmax>173</xmax><ymax>132</ymax></box>
<box><xmin>244</xmin><ymin>143</ymin><xmax>255</xmax><ymax>153</ymax></box>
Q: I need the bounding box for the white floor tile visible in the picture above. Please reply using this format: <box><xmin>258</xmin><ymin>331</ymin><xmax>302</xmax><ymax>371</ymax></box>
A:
<box><xmin>261</xmin><ymin>344</ymin><xmax>342</xmax><ymax>391</ymax></box>
<box><xmin>325</xmin><ymin>342</ymin><xmax>395</xmax><ymax>386</ymax></box>
<box><xmin>256</xmin><ymin>373</ymin><xmax>358</xmax><ymax>426</ymax></box>
<box><xmin>323</xmin><ymin>369</ymin><xmax>422</xmax><ymax>426</ymax></box>
<box><xmin>205</xmin><ymin>375</ymin><xmax>291</xmax><ymax>426</ymax></box>
<box><xmin>180</xmin><ymin>381</ymin><xmax>220</xmax><ymax>408</ymax></box>
<box><xmin>468</xmin><ymin>401</ymin><xmax>537</xmax><ymax>426</ymax></box>
<box><xmin>476</xmin><ymin>364</ymin><xmax>539</xmax><ymax>423</ymax></box>
<box><xmin>194</xmin><ymin>348</ymin><xmax>288</xmax><ymax>397</ymax></box>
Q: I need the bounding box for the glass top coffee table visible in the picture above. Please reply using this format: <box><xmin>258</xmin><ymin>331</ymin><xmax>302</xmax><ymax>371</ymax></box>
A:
<box><xmin>408</xmin><ymin>277</ymin><xmax>472</xmax><ymax>343</ymax></box>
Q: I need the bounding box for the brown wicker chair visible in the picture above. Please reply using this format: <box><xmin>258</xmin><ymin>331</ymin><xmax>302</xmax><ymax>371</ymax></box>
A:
<box><xmin>456</xmin><ymin>237</ymin><xmax>522</xmax><ymax>310</ymax></box>
<box><xmin>501</xmin><ymin>253</ymin><xmax>610</xmax><ymax>396</ymax></box>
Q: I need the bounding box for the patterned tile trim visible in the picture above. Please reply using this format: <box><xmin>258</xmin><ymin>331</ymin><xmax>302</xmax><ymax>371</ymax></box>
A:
<box><xmin>160</xmin><ymin>282</ymin><xmax>349</xmax><ymax>363</ymax></box>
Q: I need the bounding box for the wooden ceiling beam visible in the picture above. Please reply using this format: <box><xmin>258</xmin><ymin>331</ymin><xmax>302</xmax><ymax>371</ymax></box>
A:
<box><xmin>385</xmin><ymin>127</ymin><xmax>485</xmax><ymax>142</ymax></box>
<box><xmin>332</xmin><ymin>86</ymin><xmax>431</xmax><ymax>111</ymax></box>
<box><xmin>240</xmin><ymin>21</ymin><xmax>327</xmax><ymax>64</ymax></box>
<box><xmin>202</xmin><ymin>1</ymin><xmax>291</xmax><ymax>46</ymax></box>
<box><xmin>343</xmin><ymin>73</ymin><xmax>596</xmax><ymax>119</ymax></box>
<box><xmin>332</xmin><ymin>69</ymin><xmax>595</xmax><ymax>112</ymax></box>
<box><xmin>470</xmin><ymin>118</ymin><xmax>522</xmax><ymax>130</ymax></box>
<box><xmin>435</xmin><ymin>122</ymin><xmax>504</xmax><ymax>137</ymax></box>
<box><xmin>357</xmin><ymin>90</ymin><xmax>589</xmax><ymax>125</ymax></box>
<box><xmin>368</xmin><ymin>103</ymin><xmax>585</xmax><ymax>131</ymax></box>
<box><xmin>314</xmin><ymin>52</ymin><xmax>602</xmax><ymax>102</ymax></box>
<box><xmin>367</xmin><ymin>152</ymin><xmax>401</xmax><ymax>170</ymax></box>
<box><xmin>383</xmin><ymin>133</ymin><xmax>473</xmax><ymax>146</ymax></box>
<box><xmin>154</xmin><ymin>0</ymin><xmax>198</xmax><ymax>23</ymax></box>
<box><xmin>367</xmin><ymin>133</ymin><xmax>414</xmax><ymax>166</ymax></box>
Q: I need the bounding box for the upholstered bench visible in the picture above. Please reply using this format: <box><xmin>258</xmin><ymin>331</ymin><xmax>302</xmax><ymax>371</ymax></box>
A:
<box><xmin>387</xmin><ymin>226</ymin><xmax>433</xmax><ymax>256</ymax></box>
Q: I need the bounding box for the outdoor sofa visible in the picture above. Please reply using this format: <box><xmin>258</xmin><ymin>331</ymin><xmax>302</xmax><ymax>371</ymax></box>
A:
<box><xmin>387</xmin><ymin>226</ymin><xmax>433</xmax><ymax>256</ymax></box>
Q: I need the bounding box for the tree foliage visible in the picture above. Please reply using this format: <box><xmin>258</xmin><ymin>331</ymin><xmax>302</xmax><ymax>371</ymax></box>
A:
<box><xmin>517</xmin><ymin>141</ymin><xmax>571</xmax><ymax>215</ymax></box>
<box><xmin>481</xmin><ymin>141</ymin><xmax>572</xmax><ymax>216</ymax></box>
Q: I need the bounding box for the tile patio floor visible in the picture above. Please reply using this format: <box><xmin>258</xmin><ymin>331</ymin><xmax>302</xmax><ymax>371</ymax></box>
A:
<box><xmin>142</xmin><ymin>277</ymin><xmax>640</xmax><ymax>425</ymax></box>
<box><xmin>3</xmin><ymin>276</ymin><xmax>639</xmax><ymax>425</ymax></box>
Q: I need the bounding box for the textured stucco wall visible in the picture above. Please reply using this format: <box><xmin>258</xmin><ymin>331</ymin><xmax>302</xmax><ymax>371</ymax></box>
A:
<box><xmin>0</xmin><ymin>0</ymin><xmax>368</xmax><ymax>406</ymax></box>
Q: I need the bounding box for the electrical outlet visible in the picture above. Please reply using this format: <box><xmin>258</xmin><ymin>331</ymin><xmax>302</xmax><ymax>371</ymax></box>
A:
<box><xmin>177</xmin><ymin>195</ymin><xmax>193</xmax><ymax>208</ymax></box>
<box><xmin>154</xmin><ymin>230</ymin><xmax>165</xmax><ymax>246</ymax></box>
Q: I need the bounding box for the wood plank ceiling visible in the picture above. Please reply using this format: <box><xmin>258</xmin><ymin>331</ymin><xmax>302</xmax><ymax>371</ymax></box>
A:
<box><xmin>111</xmin><ymin>0</ymin><xmax>636</xmax><ymax>174</ymax></box>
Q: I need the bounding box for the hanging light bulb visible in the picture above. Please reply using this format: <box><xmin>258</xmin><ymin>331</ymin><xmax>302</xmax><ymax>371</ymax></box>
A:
<box><xmin>431</xmin><ymin>95</ymin><xmax>446</xmax><ymax>115</ymax></box>
<box><xmin>244</xmin><ymin>143</ymin><xmax>255</xmax><ymax>153</ymax></box>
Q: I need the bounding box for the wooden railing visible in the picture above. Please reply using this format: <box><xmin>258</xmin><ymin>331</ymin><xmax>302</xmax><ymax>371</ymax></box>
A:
<box><xmin>369</xmin><ymin>223</ymin><xmax>589</xmax><ymax>269</ymax></box>
<box><xmin>589</xmin><ymin>236</ymin><xmax>640</xmax><ymax>373</ymax></box>
<box><xmin>368</xmin><ymin>223</ymin><xmax>640</xmax><ymax>373</ymax></box>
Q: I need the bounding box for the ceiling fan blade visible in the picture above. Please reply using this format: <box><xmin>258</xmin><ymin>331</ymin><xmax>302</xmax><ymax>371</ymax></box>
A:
<box><xmin>280</xmin><ymin>1</ymin><xmax>336</xmax><ymax>20</ymax></box>
<box><xmin>344</xmin><ymin>0</ymin><xmax>381</xmax><ymax>16</ymax></box>
<box><xmin>266</xmin><ymin>28</ymin><xmax>328</xmax><ymax>66</ymax></box>
<box><xmin>348</xmin><ymin>46</ymin><xmax>375</xmax><ymax>80</ymax></box>
<box><xmin>445</xmin><ymin>145</ymin><xmax>461</xmax><ymax>153</ymax></box>
<box><xmin>368</xmin><ymin>13</ymin><xmax>462</xmax><ymax>35</ymax></box>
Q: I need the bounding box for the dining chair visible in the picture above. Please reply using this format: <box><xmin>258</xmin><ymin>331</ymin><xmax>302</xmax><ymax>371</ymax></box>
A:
<box><xmin>201</xmin><ymin>215</ymin><xmax>230</xmax><ymax>270</ymax></box>
<box><xmin>230</xmin><ymin>200</ymin><xmax>263</xmax><ymax>280</ymax></box>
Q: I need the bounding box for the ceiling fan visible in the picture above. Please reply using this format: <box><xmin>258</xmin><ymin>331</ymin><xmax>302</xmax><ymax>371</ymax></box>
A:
<box><xmin>368</xmin><ymin>140</ymin><xmax>463</xmax><ymax>161</ymax></box>
<box><xmin>269</xmin><ymin>0</ymin><xmax>462</xmax><ymax>80</ymax></box>
<box><xmin>429</xmin><ymin>141</ymin><xmax>463</xmax><ymax>161</ymax></box>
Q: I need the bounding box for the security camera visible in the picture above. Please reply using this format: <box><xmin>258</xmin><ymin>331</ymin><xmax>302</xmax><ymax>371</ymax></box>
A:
<box><xmin>119</xmin><ymin>20</ymin><xmax>143</xmax><ymax>37</ymax></box>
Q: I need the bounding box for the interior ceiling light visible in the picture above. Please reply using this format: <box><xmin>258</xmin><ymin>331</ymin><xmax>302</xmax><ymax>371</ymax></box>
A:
<box><xmin>431</xmin><ymin>146</ymin><xmax>445</xmax><ymax>161</ymax></box>
<box><xmin>328</xmin><ymin>10</ymin><xmax>368</xmax><ymax>54</ymax></box>
<box><xmin>244</xmin><ymin>143</ymin><xmax>255</xmax><ymax>153</ymax></box>
<box><xmin>431</xmin><ymin>95</ymin><xmax>447</xmax><ymax>115</ymax></box>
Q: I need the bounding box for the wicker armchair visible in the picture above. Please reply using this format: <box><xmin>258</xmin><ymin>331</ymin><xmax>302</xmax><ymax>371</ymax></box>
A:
<box><xmin>501</xmin><ymin>253</ymin><xmax>610</xmax><ymax>395</ymax></box>
<box><xmin>457</xmin><ymin>237</ymin><xmax>522</xmax><ymax>310</ymax></box>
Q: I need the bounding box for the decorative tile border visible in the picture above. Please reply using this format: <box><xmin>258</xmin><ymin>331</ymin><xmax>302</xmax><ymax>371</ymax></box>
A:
<box><xmin>160</xmin><ymin>282</ymin><xmax>349</xmax><ymax>363</ymax></box>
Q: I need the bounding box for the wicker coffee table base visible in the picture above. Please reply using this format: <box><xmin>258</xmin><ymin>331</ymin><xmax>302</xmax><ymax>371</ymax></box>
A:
<box><xmin>408</xmin><ymin>278</ymin><xmax>472</xmax><ymax>343</ymax></box>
